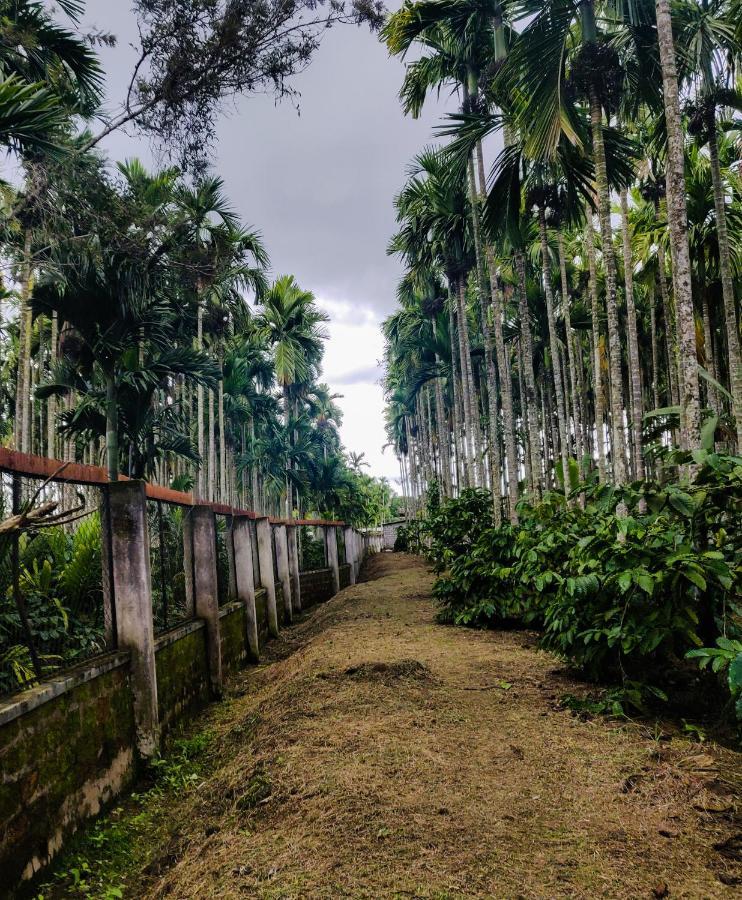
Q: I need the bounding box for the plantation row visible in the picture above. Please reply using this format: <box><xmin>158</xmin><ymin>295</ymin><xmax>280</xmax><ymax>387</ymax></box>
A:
<box><xmin>397</xmin><ymin>446</ymin><xmax>742</xmax><ymax>725</ymax></box>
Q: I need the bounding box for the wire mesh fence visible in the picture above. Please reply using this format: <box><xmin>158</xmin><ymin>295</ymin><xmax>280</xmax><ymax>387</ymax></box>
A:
<box><xmin>249</xmin><ymin>519</ymin><xmax>261</xmax><ymax>590</ymax></box>
<box><xmin>299</xmin><ymin>525</ymin><xmax>326</xmax><ymax>572</ymax></box>
<box><xmin>147</xmin><ymin>500</ymin><xmax>192</xmax><ymax>634</ymax></box>
<box><xmin>0</xmin><ymin>469</ymin><xmax>113</xmax><ymax>699</ymax></box>
<box><xmin>336</xmin><ymin>527</ymin><xmax>346</xmax><ymax>566</ymax></box>
<box><xmin>215</xmin><ymin>514</ymin><xmax>234</xmax><ymax>606</ymax></box>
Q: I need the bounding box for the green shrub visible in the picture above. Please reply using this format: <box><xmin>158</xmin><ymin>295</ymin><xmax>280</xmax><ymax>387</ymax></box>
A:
<box><xmin>426</xmin><ymin>451</ymin><xmax>742</xmax><ymax>713</ymax></box>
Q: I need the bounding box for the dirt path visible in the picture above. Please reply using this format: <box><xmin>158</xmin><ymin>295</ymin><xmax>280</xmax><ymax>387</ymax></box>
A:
<box><xmin>55</xmin><ymin>553</ymin><xmax>742</xmax><ymax>898</ymax></box>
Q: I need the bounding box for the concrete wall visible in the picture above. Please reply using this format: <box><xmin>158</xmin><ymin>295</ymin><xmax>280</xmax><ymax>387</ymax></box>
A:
<box><xmin>383</xmin><ymin>521</ymin><xmax>405</xmax><ymax>550</ymax></box>
<box><xmin>339</xmin><ymin>563</ymin><xmax>352</xmax><ymax>590</ymax></box>
<box><xmin>299</xmin><ymin>568</ymin><xmax>334</xmax><ymax>606</ymax></box>
<box><xmin>0</xmin><ymin>507</ymin><xmax>370</xmax><ymax>896</ymax></box>
<box><xmin>155</xmin><ymin>622</ymin><xmax>210</xmax><ymax>735</ymax></box>
<box><xmin>0</xmin><ymin>654</ymin><xmax>136</xmax><ymax>892</ymax></box>
<box><xmin>219</xmin><ymin>603</ymin><xmax>247</xmax><ymax>675</ymax></box>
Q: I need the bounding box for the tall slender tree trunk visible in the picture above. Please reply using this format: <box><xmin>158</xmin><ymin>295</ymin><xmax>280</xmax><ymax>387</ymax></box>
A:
<box><xmin>701</xmin><ymin>292</ymin><xmax>719</xmax><ymax>416</ymax></box>
<box><xmin>557</xmin><ymin>231</ymin><xmax>583</xmax><ymax>468</ymax></box>
<box><xmin>649</xmin><ymin>283</ymin><xmax>660</xmax><ymax>412</ymax></box>
<box><xmin>454</xmin><ymin>281</ymin><xmax>475</xmax><ymax>486</ymax></box>
<box><xmin>105</xmin><ymin>376</ymin><xmax>119</xmax><ymax>482</ymax></box>
<box><xmin>706</xmin><ymin>113</ymin><xmax>741</xmax><ymax>446</ymax></box>
<box><xmin>434</xmin><ymin>372</ymin><xmax>453</xmax><ymax>497</ymax></box>
<box><xmin>515</xmin><ymin>252</ymin><xmax>542</xmax><ymax>498</ymax></box>
<box><xmin>538</xmin><ymin>209</ymin><xmax>571</xmax><ymax>494</ymax></box>
<box><xmin>655</xmin><ymin>0</ymin><xmax>701</xmax><ymax>452</ymax></box>
<box><xmin>196</xmin><ymin>301</ymin><xmax>205</xmax><ymax>499</ymax></box>
<box><xmin>619</xmin><ymin>189</ymin><xmax>645</xmax><ymax>480</ymax></box>
<box><xmin>208</xmin><ymin>388</ymin><xmax>216</xmax><ymax>501</ymax></box>
<box><xmin>218</xmin><ymin>348</ymin><xmax>227</xmax><ymax>503</ymax></box>
<box><xmin>14</xmin><ymin>231</ymin><xmax>34</xmax><ymax>453</ymax></box>
<box><xmin>516</xmin><ymin>338</ymin><xmax>531</xmax><ymax>492</ymax></box>
<box><xmin>47</xmin><ymin>312</ymin><xmax>58</xmax><ymax>459</ymax></box>
<box><xmin>434</xmin><ymin>361</ymin><xmax>451</xmax><ymax>497</ymax></box>
<box><xmin>657</xmin><ymin>245</ymin><xmax>679</xmax><ymax>407</ymax></box>
<box><xmin>588</xmin><ymin>90</ymin><xmax>628</xmax><ymax>483</ymax></box>
<box><xmin>448</xmin><ymin>298</ymin><xmax>465</xmax><ymax>491</ymax></box>
<box><xmin>458</xmin><ymin>279</ymin><xmax>484</xmax><ymax>488</ymax></box>
<box><xmin>586</xmin><ymin>212</ymin><xmax>607</xmax><ymax>482</ymax></box>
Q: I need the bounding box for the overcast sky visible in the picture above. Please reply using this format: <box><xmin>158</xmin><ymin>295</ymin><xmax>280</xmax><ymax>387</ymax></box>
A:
<box><xmin>83</xmin><ymin>1</ymin><xmax>455</xmax><ymax>486</ymax></box>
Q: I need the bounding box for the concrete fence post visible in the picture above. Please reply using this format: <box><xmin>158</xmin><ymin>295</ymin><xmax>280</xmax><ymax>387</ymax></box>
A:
<box><xmin>325</xmin><ymin>525</ymin><xmax>340</xmax><ymax>595</ymax></box>
<box><xmin>256</xmin><ymin>517</ymin><xmax>279</xmax><ymax>637</ymax></box>
<box><xmin>191</xmin><ymin>506</ymin><xmax>223</xmax><ymax>695</ymax></box>
<box><xmin>108</xmin><ymin>481</ymin><xmax>159</xmax><ymax>759</ymax></box>
<box><xmin>344</xmin><ymin>526</ymin><xmax>356</xmax><ymax>585</ymax></box>
<box><xmin>233</xmin><ymin>515</ymin><xmax>259</xmax><ymax>662</ymax></box>
<box><xmin>287</xmin><ymin>525</ymin><xmax>302</xmax><ymax>612</ymax></box>
<box><xmin>274</xmin><ymin>524</ymin><xmax>292</xmax><ymax>623</ymax></box>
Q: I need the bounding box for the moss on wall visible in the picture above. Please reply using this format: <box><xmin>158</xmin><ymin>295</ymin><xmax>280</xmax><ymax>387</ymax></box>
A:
<box><xmin>339</xmin><ymin>564</ymin><xmax>351</xmax><ymax>590</ymax></box>
<box><xmin>299</xmin><ymin>568</ymin><xmax>334</xmax><ymax>606</ymax></box>
<box><xmin>0</xmin><ymin>658</ymin><xmax>136</xmax><ymax>893</ymax></box>
<box><xmin>220</xmin><ymin>605</ymin><xmax>247</xmax><ymax>675</ymax></box>
<box><xmin>155</xmin><ymin>626</ymin><xmax>210</xmax><ymax>736</ymax></box>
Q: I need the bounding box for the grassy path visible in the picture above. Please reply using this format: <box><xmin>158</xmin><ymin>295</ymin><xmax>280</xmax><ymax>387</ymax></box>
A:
<box><xmin>40</xmin><ymin>553</ymin><xmax>741</xmax><ymax>898</ymax></box>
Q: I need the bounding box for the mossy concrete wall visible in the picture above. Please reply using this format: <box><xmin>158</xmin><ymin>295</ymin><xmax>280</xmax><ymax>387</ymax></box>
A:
<box><xmin>0</xmin><ymin>539</ymin><xmax>365</xmax><ymax>896</ymax></box>
<box><xmin>219</xmin><ymin>603</ymin><xmax>247</xmax><ymax>675</ymax></box>
<box><xmin>339</xmin><ymin>563</ymin><xmax>351</xmax><ymax>590</ymax></box>
<box><xmin>154</xmin><ymin>622</ymin><xmax>210</xmax><ymax>735</ymax></box>
<box><xmin>0</xmin><ymin>654</ymin><xmax>136</xmax><ymax>893</ymax></box>
<box><xmin>299</xmin><ymin>568</ymin><xmax>334</xmax><ymax>606</ymax></box>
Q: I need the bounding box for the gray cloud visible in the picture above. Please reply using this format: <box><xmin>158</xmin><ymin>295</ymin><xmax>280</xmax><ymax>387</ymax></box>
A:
<box><xmin>84</xmin><ymin>1</ymin><xmax>455</xmax><ymax>318</ymax></box>
<box><xmin>332</xmin><ymin>363</ymin><xmax>384</xmax><ymax>386</ymax></box>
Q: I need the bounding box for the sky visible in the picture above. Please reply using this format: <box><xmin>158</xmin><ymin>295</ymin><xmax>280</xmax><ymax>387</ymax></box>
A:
<box><xmin>82</xmin><ymin>1</ymin><xmax>455</xmax><ymax>486</ymax></box>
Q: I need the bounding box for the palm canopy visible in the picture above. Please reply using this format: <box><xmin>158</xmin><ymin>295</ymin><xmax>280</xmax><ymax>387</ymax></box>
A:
<box><xmin>256</xmin><ymin>275</ymin><xmax>329</xmax><ymax>393</ymax></box>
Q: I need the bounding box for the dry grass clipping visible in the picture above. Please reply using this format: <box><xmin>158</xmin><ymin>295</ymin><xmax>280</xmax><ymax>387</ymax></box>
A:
<box><xmin>121</xmin><ymin>553</ymin><xmax>740</xmax><ymax>899</ymax></box>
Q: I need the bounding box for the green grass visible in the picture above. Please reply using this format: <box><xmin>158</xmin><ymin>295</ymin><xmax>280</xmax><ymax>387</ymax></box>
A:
<box><xmin>31</xmin><ymin>731</ymin><xmax>215</xmax><ymax>900</ymax></box>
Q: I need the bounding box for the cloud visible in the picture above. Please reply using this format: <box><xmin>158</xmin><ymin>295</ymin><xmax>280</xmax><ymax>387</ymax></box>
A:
<box><xmin>332</xmin><ymin>363</ymin><xmax>383</xmax><ymax>386</ymax></box>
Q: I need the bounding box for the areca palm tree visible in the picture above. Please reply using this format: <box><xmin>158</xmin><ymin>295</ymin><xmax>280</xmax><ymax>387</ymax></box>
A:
<box><xmin>257</xmin><ymin>275</ymin><xmax>329</xmax><ymax>515</ymax></box>
<box><xmin>677</xmin><ymin>0</ymin><xmax>741</xmax><ymax>445</ymax></box>
<box><xmin>31</xmin><ymin>243</ymin><xmax>218</xmax><ymax>481</ymax></box>
<box><xmin>174</xmin><ymin>177</ymin><xmax>268</xmax><ymax>499</ymax></box>
<box><xmin>5</xmin><ymin>0</ymin><xmax>105</xmax><ymax>456</ymax></box>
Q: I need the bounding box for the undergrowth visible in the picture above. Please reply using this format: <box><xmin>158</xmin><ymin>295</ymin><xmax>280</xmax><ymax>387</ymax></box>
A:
<box><xmin>414</xmin><ymin>449</ymin><xmax>742</xmax><ymax>727</ymax></box>
<box><xmin>30</xmin><ymin>730</ymin><xmax>215</xmax><ymax>900</ymax></box>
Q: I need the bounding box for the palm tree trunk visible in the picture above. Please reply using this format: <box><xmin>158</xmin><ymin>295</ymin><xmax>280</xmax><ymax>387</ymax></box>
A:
<box><xmin>515</xmin><ymin>252</ymin><xmax>542</xmax><ymax>498</ymax></box>
<box><xmin>706</xmin><ymin>112</ymin><xmax>741</xmax><ymax>446</ymax></box>
<box><xmin>649</xmin><ymin>282</ymin><xmax>660</xmax><ymax>412</ymax></box>
<box><xmin>14</xmin><ymin>231</ymin><xmax>34</xmax><ymax>454</ymax></box>
<box><xmin>586</xmin><ymin>212</ymin><xmax>607</xmax><ymax>482</ymax></box>
<box><xmin>448</xmin><ymin>298</ymin><xmax>465</xmax><ymax>490</ymax></box>
<box><xmin>457</xmin><ymin>278</ymin><xmax>484</xmax><ymax>487</ymax></box>
<box><xmin>453</xmin><ymin>284</ymin><xmax>473</xmax><ymax>487</ymax></box>
<box><xmin>46</xmin><ymin>312</ymin><xmax>58</xmax><ymax>459</ymax></box>
<box><xmin>218</xmin><ymin>348</ymin><xmax>227</xmax><ymax>503</ymax></box>
<box><xmin>655</xmin><ymin>0</ymin><xmax>701</xmax><ymax>452</ymax></box>
<box><xmin>105</xmin><ymin>375</ymin><xmax>119</xmax><ymax>481</ymax></box>
<box><xmin>208</xmin><ymin>388</ymin><xmax>216</xmax><ymax>501</ymax></box>
<box><xmin>434</xmin><ymin>366</ymin><xmax>451</xmax><ymax>497</ymax></box>
<box><xmin>516</xmin><ymin>338</ymin><xmax>530</xmax><ymax>491</ymax></box>
<box><xmin>701</xmin><ymin>291</ymin><xmax>719</xmax><ymax>416</ymax></box>
<box><xmin>619</xmin><ymin>189</ymin><xmax>645</xmax><ymax>480</ymax></box>
<box><xmin>538</xmin><ymin>209</ymin><xmax>571</xmax><ymax>494</ymax></box>
<box><xmin>587</xmin><ymin>90</ymin><xmax>628</xmax><ymax>483</ymax></box>
<box><xmin>656</xmin><ymin>245</ymin><xmax>679</xmax><ymax>407</ymax></box>
<box><xmin>489</xmin><ymin>268</ymin><xmax>518</xmax><ymax>521</ymax></box>
<box><xmin>196</xmin><ymin>301</ymin><xmax>205</xmax><ymax>499</ymax></box>
<box><xmin>557</xmin><ymin>231</ymin><xmax>583</xmax><ymax>468</ymax></box>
